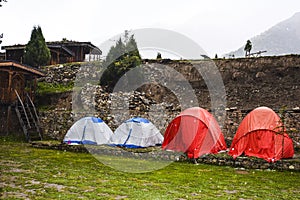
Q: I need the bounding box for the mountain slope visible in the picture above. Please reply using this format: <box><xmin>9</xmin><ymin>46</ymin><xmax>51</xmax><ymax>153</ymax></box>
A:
<box><xmin>227</xmin><ymin>12</ymin><xmax>300</xmax><ymax>57</ymax></box>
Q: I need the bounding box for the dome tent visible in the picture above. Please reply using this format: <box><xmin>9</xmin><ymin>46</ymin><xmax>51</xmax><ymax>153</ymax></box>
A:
<box><xmin>162</xmin><ymin>107</ymin><xmax>227</xmax><ymax>159</ymax></box>
<box><xmin>228</xmin><ymin>107</ymin><xmax>294</xmax><ymax>162</ymax></box>
<box><xmin>63</xmin><ymin>117</ymin><xmax>113</xmax><ymax>145</ymax></box>
<box><xmin>109</xmin><ymin>117</ymin><xmax>164</xmax><ymax>148</ymax></box>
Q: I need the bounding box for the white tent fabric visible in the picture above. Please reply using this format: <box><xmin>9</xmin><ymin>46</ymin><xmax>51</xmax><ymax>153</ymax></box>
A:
<box><xmin>63</xmin><ymin>117</ymin><xmax>113</xmax><ymax>145</ymax></box>
<box><xmin>109</xmin><ymin>117</ymin><xmax>164</xmax><ymax>148</ymax></box>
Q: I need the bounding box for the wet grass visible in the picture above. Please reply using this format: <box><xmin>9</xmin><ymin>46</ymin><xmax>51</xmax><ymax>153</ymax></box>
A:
<box><xmin>1</xmin><ymin>138</ymin><xmax>300</xmax><ymax>199</ymax></box>
<box><xmin>37</xmin><ymin>82</ymin><xmax>74</xmax><ymax>95</ymax></box>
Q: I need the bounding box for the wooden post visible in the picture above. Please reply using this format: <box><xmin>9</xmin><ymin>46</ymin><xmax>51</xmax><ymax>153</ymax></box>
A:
<box><xmin>33</xmin><ymin>77</ymin><xmax>37</xmax><ymax>101</ymax></box>
<box><xmin>29</xmin><ymin>79</ymin><xmax>32</xmax><ymax>100</ymax></box>
<box><xmin>6</xmin><ymin>105</ymin><xmax>11</xmax><ymax>136</ymax></box>
<box><xmin>57</xmin><ymin>52</ymin><xmax>60</xmax><ymax>64</ymax></box>
<box><xmin>89</xmin><ymin>50</ymin><xmax>91</xmax><ymax>61</ymax></box>
<box><xmin>8</xmin><ymin>70</ymin><xmax>12</xmax><ymax>103</ymax></box>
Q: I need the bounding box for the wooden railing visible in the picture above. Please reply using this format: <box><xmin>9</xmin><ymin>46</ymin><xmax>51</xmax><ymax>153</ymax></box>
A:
<box><xmin>15</xmin><ymin>89</ymin><xmax>31</xmax><ymax>129</ymax></box>
<box><xmin>14</xmin><ymin>90</ymin><xmax>43</xmax><ymax>141</ymax></box>
<box><xmin>0</xmin><ymin>87</ymin><xmax>26</xmax><ymax>104</ymax></box>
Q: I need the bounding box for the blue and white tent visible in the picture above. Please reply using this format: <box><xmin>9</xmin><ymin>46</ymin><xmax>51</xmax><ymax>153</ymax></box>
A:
<box><xmin>63</xmin><ymin>117</ymin><xmax>113</xmax><ymax>145</ymax></box>
<box><xmin>109</xmin><ymin>117</ymin><xmax>164</xmax><ymax>148</ymax></box>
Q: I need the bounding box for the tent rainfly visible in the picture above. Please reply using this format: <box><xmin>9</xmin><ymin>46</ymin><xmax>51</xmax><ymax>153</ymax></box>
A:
<box><xmin>228</xmin><ymin>107</ymin><xmax>294</xmax><ymax>162</ymax></box>
<box><xmin>63</xmin><ymin>117</ymin><xmax>113</xmax><ymax>145</ymax></box>
<box><xmin>109</xmin><ymin>117</ymin><xmax>164</xmax><ymax>148</ymax></box>
<box><xmin>162</xmin><ymin>107</ymin><xmax>227</xmax><ymax>158</ymax></box>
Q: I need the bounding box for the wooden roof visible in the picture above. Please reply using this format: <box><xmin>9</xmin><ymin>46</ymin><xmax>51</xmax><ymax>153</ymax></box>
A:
<box><xmin>0</xmin><ymin>60</ymin><xmax>45</xmax><ymax>77</ymax></box>
<box><xmin>1</xmin><ymin>41</ymin><xmax>102</xmax><ymax>55</ymax></box>
<box><xmin>47</xmin><ymin>44</ymin><xmax>75</xmax><ymax>56</ymax></box>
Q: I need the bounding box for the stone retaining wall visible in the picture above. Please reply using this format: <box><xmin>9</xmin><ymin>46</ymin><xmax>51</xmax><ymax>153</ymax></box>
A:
<box><xmin>30</xmin><ymin>142</ymin><xmax>300</xmax><ymax>171</ymax></box>
<box><xmin>196</xmin><ymin>154</ymin><xmax>300</xmax><ymax>171</ymax></box>
<box><xmin>36</xmin><ymin>55</ymin><xmax>300</xmax><ymax>148</ymax></box>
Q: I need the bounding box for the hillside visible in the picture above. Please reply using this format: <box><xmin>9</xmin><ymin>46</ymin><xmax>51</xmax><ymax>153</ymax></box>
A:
<box><xmin>227</xmin><ymin>12</ymin><xmax>300</xmax><ymax>57</ymax></box>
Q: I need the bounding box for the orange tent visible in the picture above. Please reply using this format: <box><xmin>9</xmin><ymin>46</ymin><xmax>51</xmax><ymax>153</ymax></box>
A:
<box><xmin>228</xmin><ymin>107</ymin><xmax>294</xmax><ymax>162</ymax></box>
<box><xmin>162</xmin><ymin>107</ymin><xmax>227</xmax><ymax>158</ymax></box>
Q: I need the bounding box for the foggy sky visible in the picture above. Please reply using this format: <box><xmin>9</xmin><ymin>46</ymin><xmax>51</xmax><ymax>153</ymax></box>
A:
<box><xmin>1</xmin><ymin>0</ymin><xmax>300</xmax><ymax>57</ymax></box>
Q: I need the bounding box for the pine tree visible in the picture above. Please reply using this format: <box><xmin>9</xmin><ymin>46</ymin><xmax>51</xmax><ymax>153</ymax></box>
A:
<box><xmin>100</xmin><ymin>31</ymin><xmax>141</xmax><ymax>91</ymax></box>
<box><xmin>125</xmin><ymin>35</ymin><xmax>141</xmax><ymax>58</ymax></box>
<box><xmin>24</xmin><ymin>26</ymin><xmax>51</xmax><ymax>67</ymax></box>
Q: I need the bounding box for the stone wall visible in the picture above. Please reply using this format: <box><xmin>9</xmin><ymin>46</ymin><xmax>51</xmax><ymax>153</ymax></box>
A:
<box><xmin>30</xmin><ymin>142</ymin><xmax>299</xmax><ymax>171</ymax></box>
<box><xmin>145</xmin><ymin>55</ymin><xmax>300</xmax><ymax>110</ymax></box>
<box><xmin>39</xmin><ymin>63</ymin><xmax>81</xmax><ymax>85</ymax></box>
<box><xmin>36</xmin><ymin>55</ymin><xmax>300</xmax><ymax>150</ymax></box>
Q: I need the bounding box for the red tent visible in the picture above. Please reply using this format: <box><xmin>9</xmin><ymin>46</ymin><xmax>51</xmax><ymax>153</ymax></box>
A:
<box><xmin>228</xmin><ymin>107</ymin><xmax>294</xmax><ymax>162</ymax></box>
<box><xmin>162</xmin><ymin>107</ymin><xmax>227</xmax><ymax>158</ymax></box>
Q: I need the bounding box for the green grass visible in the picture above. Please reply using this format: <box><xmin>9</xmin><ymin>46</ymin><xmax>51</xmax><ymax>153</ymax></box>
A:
<box><xmin>37</xmin><ymin>82</ymin><xmax>74</xmax><ymax>95</ymax></box>
<box><xmin>1</xmin><ymin>139</ymin><xmax>300</xmax><ymax>199</ymax></box>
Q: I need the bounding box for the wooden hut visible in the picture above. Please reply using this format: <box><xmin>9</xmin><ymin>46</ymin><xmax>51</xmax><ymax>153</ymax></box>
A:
<box><xmin>0</xmin><ymin>61</ymin><xmax>44</xmax><ymax>141</ymax></box>
<box><xmin>0</xmin><ymin>60</ymin><xmax>44</xmax><ymax>103</ymax></box>
<box><xmin>1</xmin><ymin>41</ymin><xmax>102</xmax><ymax>65</ymax></box>
<box><xmin>47</xmin><ymin>41</ymin><xmax>102</xmax><ymax>64</ymax></box>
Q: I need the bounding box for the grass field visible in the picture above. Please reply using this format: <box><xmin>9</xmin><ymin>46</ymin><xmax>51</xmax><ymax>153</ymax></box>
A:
<box><xmin>1</xmin><ymin>138</ymin><xmax>300</xmax><ymax>199</ymax></box>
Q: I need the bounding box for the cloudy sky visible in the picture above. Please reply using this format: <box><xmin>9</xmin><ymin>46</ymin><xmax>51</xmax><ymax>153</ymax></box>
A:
<box><xmin>1</xmin><ymin>0</ymin><xmax>300</xmax><ymax>58</ymax></box>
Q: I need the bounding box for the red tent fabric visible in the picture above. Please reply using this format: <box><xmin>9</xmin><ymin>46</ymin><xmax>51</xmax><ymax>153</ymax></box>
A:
<box><xmin>162</xmin><ymin>107</ymin><xmax>227</xmax><ymax>158</ymax></box>
<box><xmin>228</xmin><ymin>107</ymin><xmax>294</xmax><ymax>162</ymax></box>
